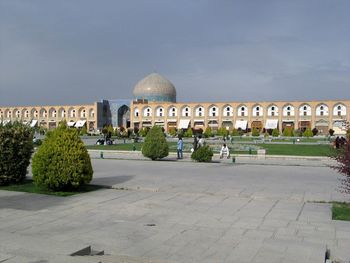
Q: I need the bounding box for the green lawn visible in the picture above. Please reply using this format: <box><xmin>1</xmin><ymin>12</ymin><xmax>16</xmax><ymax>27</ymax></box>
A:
<box><xmin>86</xmin><ymin>142</ymin><xmax>335</xmax><ymax>157</ymax></box>
<box><xmin>0</xmin><ymin>180</ymin><xmax>106</xmax><ymax>196</ymax></box>
<box><xmin>332</xmin><ymin>202</ymin><xmax>350</xmax><ymax>221</ymax></box>
<box><xmin>257</xmin><ymin>144</ymin><xmax>335</xmax><ymax>156</ymax></box>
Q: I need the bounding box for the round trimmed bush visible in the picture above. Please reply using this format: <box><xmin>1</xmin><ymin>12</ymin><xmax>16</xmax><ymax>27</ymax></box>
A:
<box><xmin>191</xmin><ymin>146</ymin><xmax>213</xmax><ymax>162</ymax></box>
<box><xmin>0</xmin><ymin>121</ymin><xmax>34</xmax><ymax>185</ymax></box>
<box><xmin>142</xmin><ymin>126</ymin><xmax>169</xmax><ymax>160</ymax></box>
<box><xmin>32</xmin><ymin>123</ymin><xmax>93</xmax><ymax>191</ymax></box>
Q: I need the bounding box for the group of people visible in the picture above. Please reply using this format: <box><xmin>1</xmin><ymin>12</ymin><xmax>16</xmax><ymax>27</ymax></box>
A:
<box><xmin>177</xmin><ymin>135</ymin><xmax>230</xmax><ymax>159</ymax></box>
<box><xmin>177</xmin><ymin>135</ymin><xmax>206</xmax><ymax>159</ymax></box>
<box><xmin>334</xmin><ymin>136</ymin><xmax>347</xmax><ymax>149</ymax></box>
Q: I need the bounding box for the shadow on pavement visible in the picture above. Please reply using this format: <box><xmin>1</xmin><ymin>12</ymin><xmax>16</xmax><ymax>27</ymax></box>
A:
<box><xmin>91</xmin><ymin>175</ymin><xmax>135</xmax><ymax>187</ymax></box>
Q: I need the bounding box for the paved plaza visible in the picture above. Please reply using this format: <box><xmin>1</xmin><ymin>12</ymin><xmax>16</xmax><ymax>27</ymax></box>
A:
<box><xmin>1</xmin><ymin>157</ymin><xmax>350</xmax><ymax>262</ymax></box>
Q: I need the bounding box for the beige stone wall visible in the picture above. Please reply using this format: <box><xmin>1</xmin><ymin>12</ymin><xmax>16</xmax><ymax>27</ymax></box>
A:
<box><xmin>131</xmin><ymin>99</ymin><xmax>350</xmax><ymax>134</ymax></box>
<box><xmin>0</xmin><ymin>103</ymin><xmax>98</xmax><ymax>130</ymax></box>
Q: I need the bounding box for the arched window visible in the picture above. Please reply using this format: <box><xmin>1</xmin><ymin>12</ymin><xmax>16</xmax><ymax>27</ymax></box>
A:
<box><xmin>80</xmin><ymin>109</ymin><xmax>86</xmax><ymax>118</ymax></box>
<box><xmin>89</xmin><ymin>109</ymin><xmax>94</xmax><ymax>118</ymax></box>
<box><xmin>209</xmin><ymin>106</ymin><xmax>218</xmax><ymax>117</ymax></box>
<box><xmin>156</xmin><ymin>107</ymin><xmax>164</xmax><ymax>117</ymax></box>
<box><xmin>299</xmin><ymin>104</ymin><xmax>311</xmax><ymax>116</ymax></box>
<box><xmin>252</xmin><ymin>105</ymin><xmax>263</xmax><ymax>117</ymax></box>
<box><xmin>143</xmin><ymin>107</ymin><xmax>152</xmax><ymax>117</ymax></box>
<box><xmin>283</xmin><ymin>105</ymin><xmax>295</xmax><ymax>116</ymax></box>
<box><xmin>195</xmin><ymin>106</ymin><xmax>204</xmax><ymax>117</ymax></box>
<box><xmin>333</xmin><ymin>104</ymin><xmax>346</xmax><ymax>116</ymax></box>
<box><xmin>168</xmin><ymin>107</ymin><xmax>177</xmax><ymax>117</ymax></box>
<box><xmin>267</xmin><ymin>105</ymin><xmax>278</xmax><ymax>116</ymax></box>
<box><xmin>182</xmin><ymin>106</ymin><xmax>191</xmax><ymax>117</ymax></box>
<box><xmin>223</xmin><ymin>106</ymin><xmax>233</xmax><ymax>117</ymax></box>
<box><xmin>316</xmin><ymin>104</ymin><xmax>328</xmax><ymax>116</ymax></box>
<box><xmin>134</xmin><ymin>108</ymin><xmax>139</xmax><ymax>117</ymax></box>
<box><xmin>70</xmin><ymin>109</ymin><xmax>76</xmax><ymax>118</ymax></box>
<box><xmin>15</xmin><ymin>110</ymin><xmax>21</xmax><ymax>118</ymax></box>
<box><xmin>238</xmin><ymin>106</ymin><xmax>247</xmax><ymax>117</ymax></box>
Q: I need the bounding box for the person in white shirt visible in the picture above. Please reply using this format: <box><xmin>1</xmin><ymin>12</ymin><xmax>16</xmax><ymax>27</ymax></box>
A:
<box><xmin>220</xmin><ymin>143</ymin><xmax>230</xmax><ymax>159</ymax></box>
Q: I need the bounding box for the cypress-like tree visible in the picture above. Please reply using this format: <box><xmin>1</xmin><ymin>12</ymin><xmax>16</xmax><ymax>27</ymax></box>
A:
<box><xmin>142</xmin><ymin>126</ymin><xmax>169</xmax><ymax>160</ymax></box>
<box><xmin>32</xmin><ymin>122</ymin><xmax>93</xmax><ymax>190</ymax></box>
<box><xmin>0</xmin><ymin>121</ymin><xmax>34</xmax><ymax>185</ymax></box>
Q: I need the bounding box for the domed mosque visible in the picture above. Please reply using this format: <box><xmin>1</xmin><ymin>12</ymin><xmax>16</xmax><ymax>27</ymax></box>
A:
<box><xmin>133</xmin><ymin>73</ymin><xmax>177</xmax><ymax>103</ymax></box>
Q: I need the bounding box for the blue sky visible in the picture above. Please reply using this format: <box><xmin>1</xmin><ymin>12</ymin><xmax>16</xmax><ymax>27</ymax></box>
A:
<box><xmin>0</xmin><ymin>0</ymin><xmax>349</xmax><ymax>106</ymax></box>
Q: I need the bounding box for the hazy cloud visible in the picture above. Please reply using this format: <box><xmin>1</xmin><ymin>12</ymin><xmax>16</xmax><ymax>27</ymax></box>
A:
<box><xmin>0</xmin><ymin>0</ymin><xmax>349</xmax><ymax>106</ymax></box>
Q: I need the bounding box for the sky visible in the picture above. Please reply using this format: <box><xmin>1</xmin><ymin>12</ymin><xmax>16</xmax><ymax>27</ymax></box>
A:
<box><xmin>0</xmin><ymin>0</ymin><xmax>349</xmax><ymax>106</ymax></box>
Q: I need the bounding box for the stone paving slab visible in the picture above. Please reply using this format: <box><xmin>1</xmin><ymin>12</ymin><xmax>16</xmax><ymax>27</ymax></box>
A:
<box><xmin>1</xmin><ymin>159</ymin><xmax>350</xmax><ymax>262</ymax></box>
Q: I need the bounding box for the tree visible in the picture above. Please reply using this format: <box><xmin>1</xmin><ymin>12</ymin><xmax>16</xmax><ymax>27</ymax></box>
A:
<box><xmin>191</xmin><ymin>145</ymin><xmax>213</xmax><ymax>162</ymax></box>
<box><xmin>251</xmin><ymin>127</ymin><xmax>260</xmax><ymax>137</ymax></box>
<box><xmin>283</xmin><ymin>127</ymin><xmax>293</xmax><ymax>137</ymax></box>
<box><xmin>231</xmin><ymin>128</ymin><xmax>239</xmax><ymax>136</ymax></box>
<box><xmin>217</xmin><ymin>127</ymin><xmax>229</xmax><ymax>137</ymax></box>
<box><xmin>32</xmin><ymin>122</ymin><xmax>93</xmax><ymax>191</ymax></box>
<box><xmin>184</xmin><ymin>128</ymin><xmax>193</xmax><ymax>138</ymax></box>
<box><xmin>302</xmin><ymin>127</ymin><xmax>313</xmax><ymax>137</ymax></box>
<box><xmin>312</xmin><ymin>127</ymin><xmax>318</xmax><ymax>136</ymax></box>
<box><xmin>139</xmin><ymin>127</ymin><xmax>150</xmax><ymax>137</ymax></box>
<box><xmin>79</xmin><ymin>126</ymin><xmax>88</xmax><ymax>136</ymax></box>
<box><xmin>203</xmin><ymin>127</ymin><xmax>212</xmax><ymax>138</ymax></box>
<box><xmin>332</xmin><ymin>140</ymin><xmax>350</xmax><ymax>193</ymax></box>
<box><xmin>142</xmin><ymin>126</ymin><xmax>169</xmax><ymax>160</ymax></box>
<box><xmin>0</xmin><ymin>121</ymin><xmax>34</xmax><ymax>185</ymax></box>
<box><xmin>168</xmin><ymin>127</ymin><xmax>177</xmax><ymax>137</ymax></box>
<box><xmin>272</xmin><ymin>128</ymin><xmax>279</xmax><ymax>137</ymax></box>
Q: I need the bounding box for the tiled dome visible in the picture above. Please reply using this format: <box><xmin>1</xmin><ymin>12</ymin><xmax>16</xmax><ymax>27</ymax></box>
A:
<box><xmin>133</xmin><ymin>73</ymin><xmax>176</xmax><ymax>102</ymax></box>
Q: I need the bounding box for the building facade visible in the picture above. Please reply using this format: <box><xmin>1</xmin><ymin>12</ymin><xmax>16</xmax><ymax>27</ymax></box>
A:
<box><xmin>130</xmin><ymin>73</ymin><xmax>350</xmax><ymax>135</ymax></box>
<box><xmin>1</xmin><ymin>73</ymin><xmax>349</xmax><ymax>135</ymax></box>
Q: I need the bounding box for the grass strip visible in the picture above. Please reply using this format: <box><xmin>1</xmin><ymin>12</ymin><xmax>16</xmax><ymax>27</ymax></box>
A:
<box><xmin>0</xmin><ymin>180</ymin><xmax>107</xmax><ymax>196</ymax></box>
<box><xmin>332</xmin><ymin>202</ymin><xmax>350</xmax><ymax>221</ymax></box>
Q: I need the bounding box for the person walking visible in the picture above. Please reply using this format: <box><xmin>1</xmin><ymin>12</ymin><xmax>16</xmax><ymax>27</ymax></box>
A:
<box><xmin>177</xmin><ymin>137</ymin><xmax>184</xmax><ymax>159</ymax></box>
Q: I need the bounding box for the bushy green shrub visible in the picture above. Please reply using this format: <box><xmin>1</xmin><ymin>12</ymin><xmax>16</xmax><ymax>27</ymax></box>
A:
<box><xmin>142</xmin><ymin>126</ymin><xmax>169</xmax><ymax>160</ymax></box>
<box><xmin>191</xmin><ymin>146</ymin><xmax>213</xmax><ymax>162</ymax></box>
<box><xmin>302</xmin><ymin>128</ymin><xmax>313</xmax><ymax>137</ymax></box>
<box><xmin>203</xmin><ymin>127</ymin><xmax>212</xmax><ymax>138</ymax></box>
<box><xmin>217</xmin><ymin>127</ymin><xmax>229</xmax><ymax>137</ymax></box>
<box><xmin>283</xmin><ymin>127</ymin><xmax>294</xmax><ymax>137</ymax></box>
<box><xmin>79</xmin><ymin>126</ymin><xmax>88</xmax><ymax>136</ymax></box>
<box><xmin>32</xmin><ymin>122</ymin><xmax>93</xmax><ymax>191</ymax></box>
<box><xmin>0</xmin><ymin>122</ymin><xmax>34</xmax><ymax>185</ymax></box>
<box><xmin>168</xmin><ymin>127</ymin><xmax>177</xmax><ymax>137</ymax></box>
<box><xmin>139</xmin><ymin>127</ymin><xmax>150</xmax><ymax>137</ymax></box>
<box><xmin>231</xmin><ymin>128</ymin><xmax>239</xmax><ymax>136</ymax></box>
<box><xmin>184</xmin><ymin>128</ymin><xmax>193</xmax><ymax>137</ymax></box>
<box><xmin>272</xmin><ymin>128</ymin><xmax>279</xmax><ymax>137</ymax></box>
<box><xmin>251</xmin><ymin>127</ymin><xmax>260</xmax><ymax>136</ymax></box>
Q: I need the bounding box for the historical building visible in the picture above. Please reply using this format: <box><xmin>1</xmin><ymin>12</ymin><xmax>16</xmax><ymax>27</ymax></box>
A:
<box><xmin>130</xmin><ymin>73</ymin><xmax>350</xmax><ymax>135</ymax></box>
<box><xmin>1</xmin><ymin>72</ymin><xmax>349</xmax><ymax>135</ymax></box>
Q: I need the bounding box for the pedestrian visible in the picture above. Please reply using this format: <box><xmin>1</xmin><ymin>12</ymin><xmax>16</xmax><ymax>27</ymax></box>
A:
<box><xmin>193</xmin><ymin>135</ymin><xmax>198</xmax><ymax>151</ymax></box>
<box><xmin>177</xmin><ymin>136</ymin><xmax>183</xmax><ymax>159</ymax></box>
<box><xmin>220</xmin><ymin>143</ymin><xmax>230</xmax><ymax>159</ymax></box>
<box><xmin>198</xmin><ymin>135</ymin><xmax>205</xmax><ymax>148</ymax></box>
<box><xmin>335</xmin><ymin>136</ymin><xmax>340</xmax><ymax>149</ymax></box>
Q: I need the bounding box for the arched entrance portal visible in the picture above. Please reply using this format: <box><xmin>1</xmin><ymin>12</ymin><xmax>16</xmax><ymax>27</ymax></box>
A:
<box><xmin>118</xmin><ymin>105</ymin><xmax>130</xmax><ymax>128</ymax></box>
